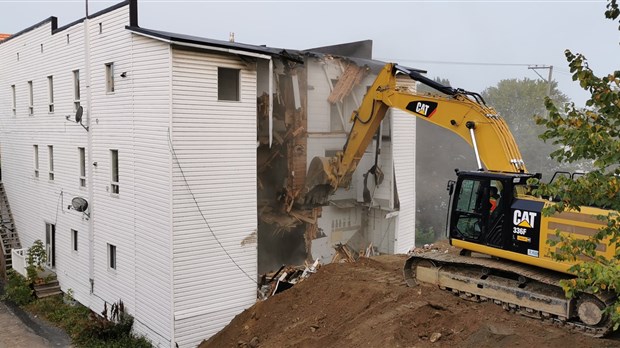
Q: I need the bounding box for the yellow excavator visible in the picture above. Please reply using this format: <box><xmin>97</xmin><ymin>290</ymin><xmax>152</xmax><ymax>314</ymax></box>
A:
<box><xmin>305</xmin><ymin>63</ymin><xmax>617</xmax><ymax>336</ymax></box>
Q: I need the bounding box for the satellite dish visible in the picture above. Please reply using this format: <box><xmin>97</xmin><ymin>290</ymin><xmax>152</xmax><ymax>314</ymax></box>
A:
<box><xmin>75</xmin><ymin>105</ymin><xmax>83</xmax><ymax>123</ymax></box>
<box><xmin>71</xmin><ymin>197</ymin><xmax>89</xmax><ymax>212</ymax></box>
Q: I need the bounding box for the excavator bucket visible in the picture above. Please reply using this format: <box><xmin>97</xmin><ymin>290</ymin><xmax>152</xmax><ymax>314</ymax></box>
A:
<box><xmin>304</xmin><ymin>156</ymin><xmax>338</xmax><ymax>206</ymax></box>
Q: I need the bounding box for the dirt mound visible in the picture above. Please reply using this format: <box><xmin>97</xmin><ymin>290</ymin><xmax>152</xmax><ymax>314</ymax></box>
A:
<box><xmin>201</xmin><ymin>254</ymin><xmax>619</xmax><ymax>348</ymax></box>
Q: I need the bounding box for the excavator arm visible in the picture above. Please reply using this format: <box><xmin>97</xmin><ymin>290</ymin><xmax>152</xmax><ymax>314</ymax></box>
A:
<box><xmin>305</xmin><ymin>63</ymin><xmax>526</xmax><ymax>204</ymax></box>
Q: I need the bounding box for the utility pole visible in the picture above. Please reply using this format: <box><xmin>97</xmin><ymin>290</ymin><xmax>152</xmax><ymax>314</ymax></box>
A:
<box><xmin>528</xmin><ymin>65</ymin><xmax>554</xmax><ymax>119</ymax></box>
<box><xmin>527</xmin><ymin>64</ymin><xmax>554</xmax><ymax>174</ymax></box>
<box><xmin>528</xmin><ymin>65</ymin><xmax>554</xmax><ymax>98</ymax></box>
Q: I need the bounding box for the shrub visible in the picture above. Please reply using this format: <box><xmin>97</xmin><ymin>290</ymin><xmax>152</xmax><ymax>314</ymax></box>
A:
<box><xmin>2</xmin><ymin>269</ymin><xmax>34</xmax><ymax>305</ymax></box>
<box><xmin>26</xmin><ymin>240</ymin><xmax>47</xmax><ymax>283</ymax></box>
<box><xmin>26</xmin><ymin>296</ymin><xmax>151</xmax><ymax>347</ymax></box>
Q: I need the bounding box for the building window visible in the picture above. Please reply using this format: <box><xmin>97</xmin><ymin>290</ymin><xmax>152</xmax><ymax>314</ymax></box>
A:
<box><xmin>48</xmin><ymin>145</ymin><xmax>54</xmax><ymax>181</ymax></box>
<box><xmin>73</xmin><ymin>70</ymin><xmax>80</xmax><ymax>111</ymax></box>
<box><xmin>11</xmin><ymin>85</ymin><xmax>16</xmax><ymax>116</ymax></box>
<box><xmin>105</xmin><ymin>63</ymin><xmax>114</xmax><ymax>93</ymax></box>
<box><xmin>110</xmin><ymin>149</ymin><xmax>119</xmax><ymax>194</ymax></box>
<box><xmin>28</xmin><ymin>81</ymin><xmax>33</xmax><ymax>115</ymax></box>
<box><xmin>47</xmin><ymin>76</ymin><xmax>54</xmax><ymax>113</ymax></box>
<box><xmin>33</xmin><ymin>145</ymin><xmax>39</xmax><ymax>178</ymax></box>
<box><xmin>71</xmin><ymin>229</ymin><xmax>78</xmax><ymax>252</ymax></box>
<box><xmin>99</xmin><ymin>23</ymin><xmax>103</xmax><ymax>34</ymax></box>
<box><xmin>217</xmin><ymin>67</ymin><xmax>240</xmax><ymax>101</ymax></box>
<box><xmin>79</xmin><ymin>147</ymin><xmax>86</xmax><ymax>187</ymax></box>
<box><xmin>108</xmin><ymin>243</ymin><xmax>116</xmax><ymax>270</ymax></box>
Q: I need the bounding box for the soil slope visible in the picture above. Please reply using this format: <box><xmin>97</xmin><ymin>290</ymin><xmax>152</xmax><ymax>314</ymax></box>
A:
<box><xmin>201</xmin><ymin>254</ymin><xmax>620</xmax><ymax>348</ymax></box>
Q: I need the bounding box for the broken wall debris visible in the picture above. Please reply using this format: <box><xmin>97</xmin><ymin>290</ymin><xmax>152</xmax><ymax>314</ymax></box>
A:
<box><xmin>257</xmin><ymin>53</ymin><xmax>402</xmax><ymax>274</ymax></box>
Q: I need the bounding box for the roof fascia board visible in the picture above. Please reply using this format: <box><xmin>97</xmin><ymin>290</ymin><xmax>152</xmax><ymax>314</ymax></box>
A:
<box><xmin>129</xmin><ymin>29</ymin><xmax>272</xmax><ymax>60</ymax></box>
<box><xmin>2</xmin><ymin>0</ymin><xmax>131</xmax><ymax>43</ymax></box>
<box><xmin>0</xmin><ymin>16</ymin><xmax>57</xmax><ymax>45</ymax></box>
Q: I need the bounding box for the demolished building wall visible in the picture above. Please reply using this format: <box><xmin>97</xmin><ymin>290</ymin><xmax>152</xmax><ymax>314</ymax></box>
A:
<box><xmin>257</xmin><ymin>49</ymin><xmax>417</xmax><ymax>272</ymax></box>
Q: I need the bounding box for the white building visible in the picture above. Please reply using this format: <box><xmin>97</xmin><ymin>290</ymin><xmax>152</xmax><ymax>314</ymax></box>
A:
<box><xmin>0</xmin><ymin>1</ymin><xmax>270</xmax><ymax>346</ymax></box>
<box><xmin>0</xmin><ymin>1</ymin><xmax>416</xmax><ymax>347</ymax></box>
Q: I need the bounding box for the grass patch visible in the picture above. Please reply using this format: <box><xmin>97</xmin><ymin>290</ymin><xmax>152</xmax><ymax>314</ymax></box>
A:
<box><xmin>25</xmin><ymin>296</ymin><xmax>151</xmax><ymax>347</ymax></box>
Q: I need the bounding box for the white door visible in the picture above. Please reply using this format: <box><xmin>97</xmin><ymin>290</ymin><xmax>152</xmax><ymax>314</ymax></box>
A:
<box><xmin>45</xmin><ymin>223</ymin><xmax>55</xmax><ymax>268</ymax></box>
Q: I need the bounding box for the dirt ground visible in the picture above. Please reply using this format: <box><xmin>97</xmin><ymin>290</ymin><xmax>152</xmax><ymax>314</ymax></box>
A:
<box><xmin>201</xmin><ymin>252</ymin><xmax>620</xmax><ymax>348</ymax></box>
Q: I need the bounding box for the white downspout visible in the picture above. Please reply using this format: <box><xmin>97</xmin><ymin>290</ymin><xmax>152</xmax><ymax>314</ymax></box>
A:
<box><xmin>84</xmin><ymin>4</ymin><xmax>95</xmax><ymax>295</ymax></box>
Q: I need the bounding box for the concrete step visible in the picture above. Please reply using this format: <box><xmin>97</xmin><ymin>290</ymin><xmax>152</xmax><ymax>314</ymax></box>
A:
<box><xmin>34</xmin><ymin>277</ymin><xmax>61</xmax><ymax>299</ymax></box>
<box><xmin>35</xmin><ymin>279</ymin><xmax>59</xmax><ymax>289</ymax></box>
<box><xmin>35</xmin><ymin>287</ymin><xmax>62</xmax><ymax>299</ymax></box>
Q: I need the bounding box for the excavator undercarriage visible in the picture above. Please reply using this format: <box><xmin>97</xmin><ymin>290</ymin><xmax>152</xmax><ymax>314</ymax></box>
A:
<box><xmin>403</xmin><ymin>251</ymin><xmax>616</xmax><ymax>337</ymax></box>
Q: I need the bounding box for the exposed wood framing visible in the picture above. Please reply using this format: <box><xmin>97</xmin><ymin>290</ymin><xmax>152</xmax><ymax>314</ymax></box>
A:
<box><xmin>328</xmin><ymin>62</ymin><xmax>368</xmax><ymax>104</ymax></box>
<box><xmin>322</xmin><ymin>63</ymin><xmax>346</xmax><ymax>129</ymax></box>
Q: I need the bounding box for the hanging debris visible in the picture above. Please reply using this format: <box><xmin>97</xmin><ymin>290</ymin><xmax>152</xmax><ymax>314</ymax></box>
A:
<box><xmin>327</xmin><ymin>63</ymin><xmax>368</xmax><ymax>104</ymax></box>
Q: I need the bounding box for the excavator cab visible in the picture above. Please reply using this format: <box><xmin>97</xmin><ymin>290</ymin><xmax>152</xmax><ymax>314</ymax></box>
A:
<box><xmin>448</xmin><ymin>171</ymin><xmax>541</xmax><ymax>253</ymax></box>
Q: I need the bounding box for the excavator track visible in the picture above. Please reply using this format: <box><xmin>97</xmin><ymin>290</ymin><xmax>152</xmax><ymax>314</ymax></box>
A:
<box><xmin>403</xmin><ymin>251</ymin><xmax>616</xmax><ymax>337</ymax></box>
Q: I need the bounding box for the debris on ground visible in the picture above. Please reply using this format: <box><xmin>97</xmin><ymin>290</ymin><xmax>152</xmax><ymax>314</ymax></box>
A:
<box><xmin>257</xmin><ymin>259</ymin><xmax>321</xmax><ymax>300</ymax></box>
<box><xmin>257</xmin><ymin>242</ymin><xmax>378</xmax><ymax>300</ymax></box>
<box><xmin>331</xmin><ymin>243</ymin><xmax>356</xmax><ymax>263</ymax></box>
<box><xmin>408</xmin><ymin>241</ymin><xmax>457</xmax><ymax>256</ymax></box>
<box><xmin>201</xmin><ymin>252</ymin><xmax>620</xmax><ymax>348</ymax></box>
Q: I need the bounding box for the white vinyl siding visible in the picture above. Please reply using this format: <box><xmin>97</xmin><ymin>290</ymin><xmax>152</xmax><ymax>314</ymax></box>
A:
<box><xmin>0</xmin><ymin>2</ymin><xmax>271</xmax><ymax>347</ymax></box>
<box><xmin>392</xmin><ymin>109</ymin><xmax>416</xmax><ymax>252</ymax></box>
<box><xmin>128</xmin><ymin>34</ymin><xmax>173</xmax><ymax>347</ymax></box>
<box><xmin>0</xmin><ymin>19</ymin><xmax>91</xmax><ymax>315</ymax></box>
<box><xmin>0</xmin><ymin>5</ymin><xmax>171</xmax><ymax>348</ymax></box>
<box><xmin>88</xmin><ymin>8</ymin><xmax>172</xmax><ymax>347</ymax></box>
<box><xmin>171</xmin><ymin>48</ymin><xmax>257</xmax><ymax>348</ymax></box>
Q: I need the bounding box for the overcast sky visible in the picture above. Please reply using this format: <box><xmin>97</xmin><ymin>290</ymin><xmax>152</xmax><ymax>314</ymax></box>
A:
<box><xmin>2</xmin><ymin>0</ymin><xmax>618</xmax><ymax>106</ymax></box>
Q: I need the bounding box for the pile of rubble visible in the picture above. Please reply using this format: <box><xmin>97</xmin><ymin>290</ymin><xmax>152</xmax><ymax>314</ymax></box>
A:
<box><xmin>258</xmin><ymin>242</ymin><xmax>378</xmax><ymax>300</ymax></box>
<box><xmin>257</xmin><ymin>259</ymin><xmax>320</xmax><ymax>300</ymax></box>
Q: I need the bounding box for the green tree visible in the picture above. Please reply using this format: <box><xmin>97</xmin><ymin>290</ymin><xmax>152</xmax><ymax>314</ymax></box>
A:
<box><xmin>415</xmin><ymin>76</ymin><xmax>473</xmax><ymax>240</ymax></box>
<box><xmin>535</xmin><ymin>0</ymin><xmax>620</xmax><ymax>329</ymax></box>
<box><xmin>482</xmin><ymin>78</ymin><xmax>570</xmax><ymax>178</ymax></box>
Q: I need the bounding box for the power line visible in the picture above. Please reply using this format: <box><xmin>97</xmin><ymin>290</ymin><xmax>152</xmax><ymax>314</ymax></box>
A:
<box><xmin>377</xmin><ymin>57</ymin><xmax>573</xmax><ymax>74</ymax></box>
<box><xmin>375</xmin><ymin>58</ymin><xmax>539</xmax><ymax>67</ymax></box>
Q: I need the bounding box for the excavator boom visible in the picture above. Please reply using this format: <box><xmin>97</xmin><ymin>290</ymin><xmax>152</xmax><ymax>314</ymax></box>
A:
<box><xmin>305</xmin><ymin>63</ymin><xmax>525</xmax><ymax>204</ymax></box>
